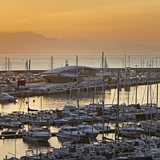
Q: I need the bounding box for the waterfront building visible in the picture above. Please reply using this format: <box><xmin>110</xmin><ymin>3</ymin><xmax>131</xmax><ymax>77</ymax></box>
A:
<box><xmin>39</xmin><ymin>66</ymin><xmax>103</xmax><ymax>83</ymax></box>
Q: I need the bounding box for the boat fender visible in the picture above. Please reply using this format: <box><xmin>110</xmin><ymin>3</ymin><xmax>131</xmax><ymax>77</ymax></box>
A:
<box><xmin>76</xmin><ymin>155</ymin><xmax>79</xmax><ymax>159</ymax></box>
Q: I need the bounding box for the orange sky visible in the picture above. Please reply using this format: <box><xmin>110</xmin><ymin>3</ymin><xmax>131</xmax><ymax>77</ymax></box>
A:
<box><xmin>1</xmin><ymin>0</ymin><xmax>160</xmax><ymax>46</ymax></box>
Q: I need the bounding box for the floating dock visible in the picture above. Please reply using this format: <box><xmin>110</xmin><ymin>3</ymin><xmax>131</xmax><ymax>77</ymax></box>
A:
<box><xmin>0</xmin><ymin>132</ymin><xmax>57</xmax><ymax>139</ymax></box>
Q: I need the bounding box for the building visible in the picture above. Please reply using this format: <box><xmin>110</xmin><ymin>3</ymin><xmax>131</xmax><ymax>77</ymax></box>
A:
<box><xmin>39</xmin><ymin>66</ymin><xmax>103</xmax><ymax>83</ymax></box>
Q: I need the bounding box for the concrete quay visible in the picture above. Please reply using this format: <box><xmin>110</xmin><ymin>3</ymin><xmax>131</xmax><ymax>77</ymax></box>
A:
<box><xmin>0</xmin><ymin>67</ymin><xmax>160</xmax><ymax>98</ymax></box>
<box><xmin>5</xmin><ymin>79</ymin><xmax>160</xmax><ymax>98</ymax></box>
<box><xmin>0</xmin><ymin>67</ymin><xmax>159</xmax><ymax>74</ymax></box>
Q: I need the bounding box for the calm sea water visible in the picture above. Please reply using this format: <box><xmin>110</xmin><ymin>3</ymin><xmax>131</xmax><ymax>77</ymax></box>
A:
<box><xmin>0</xmin><ymin>54</ymin><xmax>160</xmax><ymax>70</ymax></box>
<box><xmin>0</xmin><ymin>83</ymin><xmax>160</xmax><ymax>159</ymax></box>
<box><xmin>0</xmin><ymin>53</ymin><xmax>160</xmax><ymax>159</ymax></box>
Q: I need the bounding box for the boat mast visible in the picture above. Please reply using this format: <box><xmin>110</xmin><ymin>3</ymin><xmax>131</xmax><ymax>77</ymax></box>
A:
<box><xmin>105</xmin><ymin>56</ymin><xmax>108</xmax><ymax>71</ymax></box>
<box><xmin>102</xmin><ymin>52</ymin><xmax>105</xmax><ymax>140</ymax></box>
<box><xmin>135</xmin><ymin>69</ymin><xmax>137</xmax><ymax>105</ymax></box>
<box><xmin>116</xmin><ymin>70</ymin><xmax>120</xmax><ymax>142</ymax></box>
<box><xmin>156</xmin><ymin>72</ymin><xmax>158</xmax><ymax>130</ymax></box>
<box><xmin>28</xmin><ymin>60</ymin><xmax>31</xmax><ymax>113</ymax></box>
<box><xmin>150</xmin><ymin>67</ymin><xmax>153</xmax><ymax>136</ymax></box>
<box><xmin>51</xmin><ymin>56</ymin><xmax>53</xmax><ymax>70</ymax></box>
<box><xmin>146</xmin><ymin>67</ymin><xmax>150</xmax><ymax>134</ymax></box>
<box><xmin>134</xmin><ymin>69</ymin><xmax>138</xmax><ymax>136</ymax></box>
<box><xmin>125</xmin><ymin>54</ymin><xmax>126</xmax><ymax>68</ymax></box>
<box><xmin>92</xmin><ymin>92</ymin><xmax>94</xmax><ymax>142</ymax></box>
<box><xmin>76</xmin><ymin>55</ymin><xmax>80</xmax><ymax>140</ymax></box>
<box><xmin>8</xmin><ymin>58</ymin><xmax>10</xmax><ymax>71</ymax></box>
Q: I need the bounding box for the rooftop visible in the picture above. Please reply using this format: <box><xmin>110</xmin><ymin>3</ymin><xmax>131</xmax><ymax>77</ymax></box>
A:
<box><xmin>39</xmin><ymin>65</ymin><xmax>99</xmax><ymax>77</ymax></box>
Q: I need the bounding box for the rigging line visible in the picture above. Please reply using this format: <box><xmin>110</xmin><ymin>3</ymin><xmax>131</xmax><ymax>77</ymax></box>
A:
<box><xmin>96</xmin><ymin>90</ymin><xmax>100</xmax><ymax>103</ymax></box>
<box><xmin>150</xmin><ymin>83</ymin><xmax>157</xmax><ymax>103</ymax></box>
<box><xmin>123</xmin><ymin>90</ymin><xmax>125</xmax><ymax>103</ymax></box>
<box><xmin>131</xmin><ymin>88</ymin><xmax>135</xmax><ymax>104</ymax></box>
<box><xmin>19</xmin><ymin>88</ymin><xmax>25</xmax><ymax>111</ymax></box>
<box><xmin>68</xmin><ymin>84</ymin><xmax>72</xmax><ymax>101</ymax></box>
<box><xmin>47</xmin><ymin>62</ymin><xmax>50</xmax><ymax>70</ymax></box>
<box><xmin>112</xmin><ymin>88</ymin><xmax>116</xmax><ymax>106</ymax></box>
<box><xmin>141</xmin><ymin>84</ymin><xmax>147</xmax><ymax>105</ymax></box>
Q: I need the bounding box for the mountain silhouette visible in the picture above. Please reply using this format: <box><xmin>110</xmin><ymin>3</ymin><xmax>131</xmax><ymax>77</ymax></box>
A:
<box><xmin>0</xmin><ymin>31</ymin><xmax>160</xmax><ymax>54</ymax></box>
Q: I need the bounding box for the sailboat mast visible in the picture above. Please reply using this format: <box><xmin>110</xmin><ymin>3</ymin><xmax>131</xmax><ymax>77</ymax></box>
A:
<box><xmin>102</xmin><ymin>52</ymin><xmax>105</xmax><ymax>139</ymax></box>
<box><xmin>28</xmin><ymin>60</ymin><xmax>31</xmax><ymax>113</ymax></box>
<box><xmin>125</xmin><ymin>54</ymin><xmax>126</xmax><ymax>68</ymax></box>
<box><xmin>51</xmin><ymin>56</ymin><xmax>53</xmax><ymax>70</ymax></box>
<box><xmin>156</xmin><ymin>72</ymin><xmax>158</xmax><ymax>128</ymax></box>
<box><xmin>117</xmin><ymin>70</ymin><xmax>120</xmax><ymax>142</ymax></box>
<box><xmin>146</xmin><ymin>69</ymin><xmax>150</xmax><ymax>122</ymax></box>
<box><xmin>115</xmin><ymin>70</ymin><xmax>120</xmax><ymax>143</ymax></box>
<box><xmin>76</xmin><ymin>55</ymin><xmax>80</xmax><ymax>131</ymax></box>
<box><xmin>8</xmin><ymin>58</ymin><xmax>10</xmax><ymax>71</ymax></box>
<box><xmin>15</xmin><ymin>135</ymin><xmax>16</xmax><ymax>158</ymax></box>
<box><xmin>92</xmin><ymin>92</ymin><xmax>94</xmax><ymax>142</ymax></box>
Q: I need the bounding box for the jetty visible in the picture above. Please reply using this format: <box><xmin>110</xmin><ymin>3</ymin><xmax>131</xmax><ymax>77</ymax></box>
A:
<box><xmin>0</xmin><ymin>66</ymin><xmax>159</xmax><ymax>98</ymax></box>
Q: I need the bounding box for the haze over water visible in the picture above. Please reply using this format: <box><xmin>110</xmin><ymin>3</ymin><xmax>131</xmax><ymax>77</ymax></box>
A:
<box><xmin>0</xmin><ymin>54</ymin><xmax>160</xmax><ymax>70</ymax></box>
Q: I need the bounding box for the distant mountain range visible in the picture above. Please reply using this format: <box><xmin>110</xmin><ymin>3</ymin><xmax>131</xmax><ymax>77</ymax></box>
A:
<box><xmin>0</xmin><ymin>31</ymin><xmax>159</xmax><ymax>54</ymax></box>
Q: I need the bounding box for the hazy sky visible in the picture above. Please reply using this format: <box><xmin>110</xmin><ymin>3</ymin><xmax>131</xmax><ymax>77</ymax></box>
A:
<box><xmin>1</xmin><ymin>0</ymin><xmax>160</xmax><ymax>46</ymax></box>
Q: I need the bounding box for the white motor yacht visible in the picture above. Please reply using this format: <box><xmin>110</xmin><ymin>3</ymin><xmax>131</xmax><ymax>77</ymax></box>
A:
<box><xmin>64</xmin><ymin>114</ymin><xmax>83</xmax><ymax>124</ymax></box>
<box><xmin>79</xmin><ymin>124</ymin><xmax>99</xmax><ymax>139</ymax></box>
<box><xmin>22</xmin><ymin>127</ymin><xmax>51</xmax><ymax>141</ymax></box>
<box><xmin>62</xmin><ymin>103</ymin><xmax>76</xmax><ymax>116</ymax></box>
<box><xmin>0</xmin><ymin>92</ymin><xmax>18</xmax><ymax>102</ymax></box>
<box><xmin>140</xmin><ymin>120</ymin><xmax>159</xmax><ymax>134</ymax></box>
<box><xmin>29</xmin><ymin>119</ymin><xmax>48</xmax><ymax>126</ymax></box>
<box><xmin>1</xmin><ymin>129</ymin><xmax>17</xmax><ymax>135</ymax></box>
<box><xmin>57</xmin><ymin>126</ymin><xmax>85</xmax><ymax>140</ymax></box>
<box><xmin>93</xmin><ymin>123</ymin><xmax>110</xmax><ymax>131</ymax></box>
<box><xmin>53</xmin><ymin>118</ymin><xmax>68</xmax><ymax>125</ymax></box>
<box><xmin>1</xmin><ymin>119</ymin><xmax>22</xmax><ymax>128</ymax></box>
<box><xmin>119</xmin><ymin>122</ymin><xmax>144</xmax><ymax>137</ymax></box>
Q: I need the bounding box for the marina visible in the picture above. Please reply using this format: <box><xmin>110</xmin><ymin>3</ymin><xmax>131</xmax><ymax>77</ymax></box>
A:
<box><xmin>0</xmin><ymin>54</ymin><xmax>160</xmax><ymax>159</ymax></box>
<box><xmin>0</xmin><ymin>73</ymin><xmax>160</xmax><ymax>159</ymax></box>
<box><xmin>1</xmin><ymin>0</ymin><xmax>160</xmax><ymax>158</ymax></box>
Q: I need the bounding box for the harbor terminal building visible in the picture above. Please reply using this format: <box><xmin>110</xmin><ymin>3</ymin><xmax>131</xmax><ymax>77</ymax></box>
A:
<box><xmin>39</xmin><ymin>66</ymin><xmax>104</xmax><ymax>83</ymax></box>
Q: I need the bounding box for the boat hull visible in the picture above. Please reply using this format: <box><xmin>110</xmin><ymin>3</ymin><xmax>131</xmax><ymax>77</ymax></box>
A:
<box><xmin>56</xmin><ymin>132</ymin><xmax>85</xmax><ymax>141</ymax></box>
<box><xmin>22</xmin><ymin>135</ymin><xmax>50</xmax><ymax>142</ymax></box>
